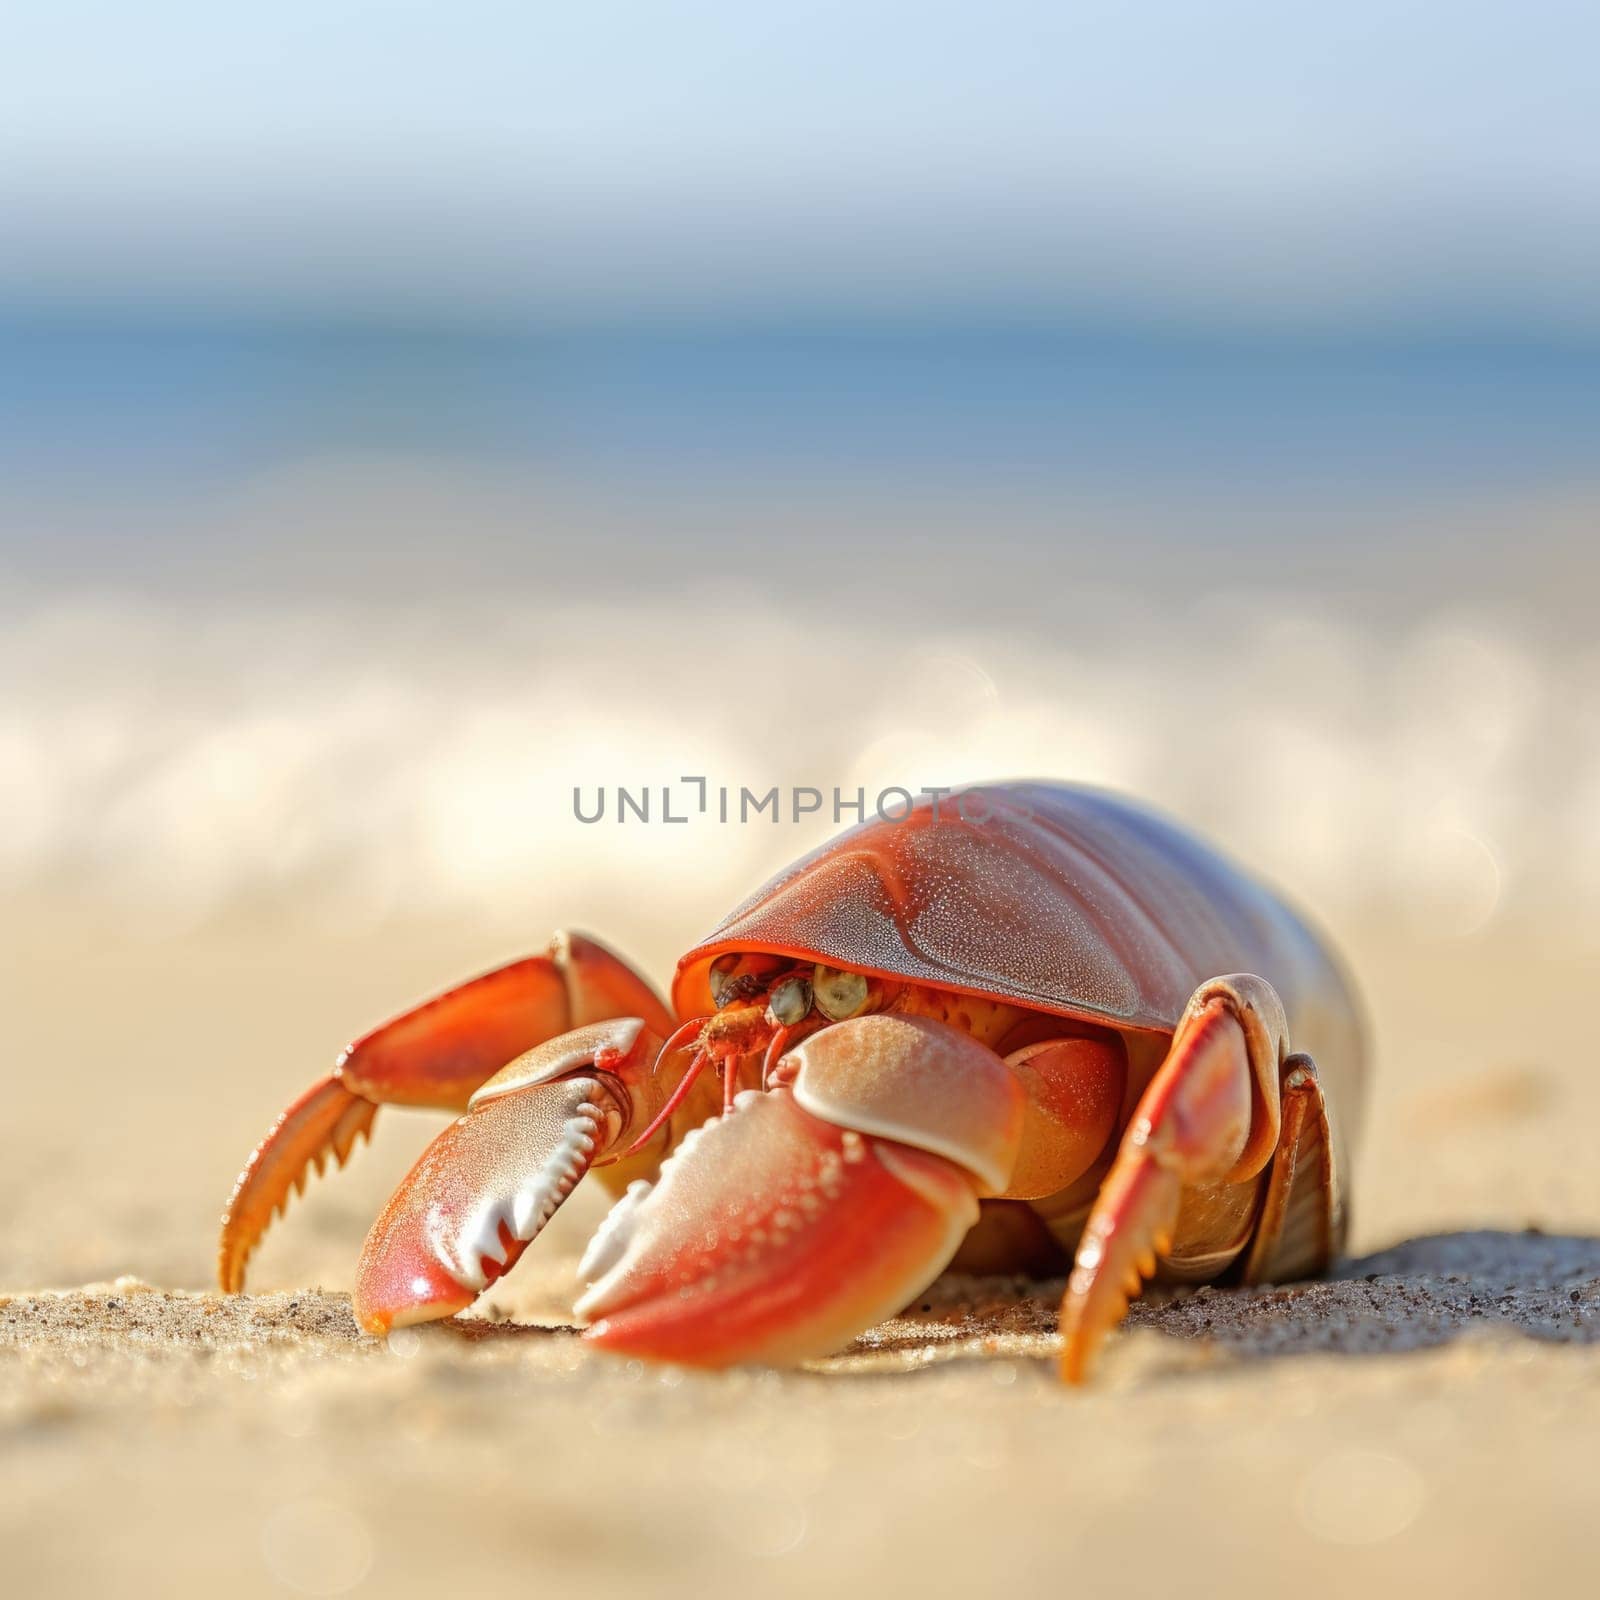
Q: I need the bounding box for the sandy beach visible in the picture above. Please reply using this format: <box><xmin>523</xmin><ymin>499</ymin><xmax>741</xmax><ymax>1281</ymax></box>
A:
<box><xmin>5</xmin><ymin>898</ymin><xmax>1597</xmax><ymax>1599</ymax></box>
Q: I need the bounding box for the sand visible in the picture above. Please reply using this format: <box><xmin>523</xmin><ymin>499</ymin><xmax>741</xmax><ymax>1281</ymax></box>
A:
<box><xmin>4</xmin><ymin>908</ymin><xmax>1598</xmax><ymax>1597</ymax></box>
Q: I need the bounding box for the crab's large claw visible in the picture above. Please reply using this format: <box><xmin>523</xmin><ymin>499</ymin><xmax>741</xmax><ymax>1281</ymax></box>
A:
<box><xmin>353</xmin><ymin>1019</ymin><xmax>676</xmax><ymax>1335</ymax></box>
<box><xmin>577</xmin><ymin>1015</ymin><xmax>1024</xmax><ymax>1367</ymax></box>
<box><xmin>219</xmin><ymin>933</ymin><xmax>671</xmax><ymax>1292</ymax></box>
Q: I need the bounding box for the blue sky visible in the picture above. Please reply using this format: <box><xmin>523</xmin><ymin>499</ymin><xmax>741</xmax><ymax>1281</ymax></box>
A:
<box><xmin>5</xmin><ymin>2</ymin><xmax>1599</xmax><ymax>326</ymax></box>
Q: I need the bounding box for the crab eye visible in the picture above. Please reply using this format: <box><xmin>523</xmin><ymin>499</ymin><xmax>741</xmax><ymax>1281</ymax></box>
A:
<box><xmin>709</xmin><ymin>957</ymin><xmax>741</xmax><ymax>1009</ymax></box>
<box><xmin>767</xmin><ymin>975</ymin><xmax>813</xmax><ymax>1027</ymax></box>
<box><xmin>812</xmin><ymin>965</ymin><xmax>869</xmax><ymax>1020</ymax></box>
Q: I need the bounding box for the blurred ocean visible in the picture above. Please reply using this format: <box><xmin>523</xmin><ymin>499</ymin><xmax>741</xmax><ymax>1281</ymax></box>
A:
<box><xmin>7</xmin><ymin>311</ymin><xmax>1600</xmax><ymax>503</ymax></box>
<box><xmin>5</xmin><ymin>309</ymin><xmax>1597</xmax><ymax>609</ymax></box>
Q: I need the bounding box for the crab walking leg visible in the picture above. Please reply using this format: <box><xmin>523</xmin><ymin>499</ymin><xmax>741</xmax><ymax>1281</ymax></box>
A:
<box><xmin>1057</xmin><ymin>974</ymin><xmax>1289</xmax><ymax>1382</ymax></box>
<box><xmin>1239</xmin><ymin>1054</ymin><xmax>1343</xmax><ymax>1285</ymax></box>
<box><xmin>354</xmin><ymin>1019</ymin><xmax>684</xmax><ymax>1334</ymax></box>
<box><xmin>219</xmin><ymin>932</ymin><xmax>672</xmax><ymax>1292</ymax></box>
<box><xmin>576</xmin><ymin>1015</ymin><xmax>1032</xmax><ymax>1367</ymax></box>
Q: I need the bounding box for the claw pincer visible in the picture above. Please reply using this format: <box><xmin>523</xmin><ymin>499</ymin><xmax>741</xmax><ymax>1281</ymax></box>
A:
<box><xmin>354</xmin><ymin>1020</ymin><xmax>663</xmax><ymax>1334</ymax></box>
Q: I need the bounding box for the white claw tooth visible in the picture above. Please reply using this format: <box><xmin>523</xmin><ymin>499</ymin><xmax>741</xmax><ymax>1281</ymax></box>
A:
<box><xmin>578</xmin><ymin>1179</ymin><xmax>654</xmax><ymax>1287</ymax></box>
<box><xmin>509</xmin><ymin>1112</ymin><xmax>598</xmax><ymax>1240</ymax></box>
<box><xmin>445</xmin><ymin>1195</ymin><xmax>507</xmax><ymax>1291</ymax></box>
<box><xmin>510</xmin><ymin>1185</ymin><xmax>550</xmax><ymax>1240</ymax></box>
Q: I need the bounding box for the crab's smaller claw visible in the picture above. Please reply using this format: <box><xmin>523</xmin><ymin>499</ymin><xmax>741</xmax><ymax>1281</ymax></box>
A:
<box><xmin>577</xmin><ymin>1015</ymin><xmax>1024</xmax><ymax>1367</ymax></box>
<box><xmin>219</xmin><ymin>934</ymin><xmax>672</xmax><ymax>1293</ymax></box>
<box><xmin>354</xmin><ymin>1019</ymin><xmax>669</xmax><ymax>1335</ymax></box>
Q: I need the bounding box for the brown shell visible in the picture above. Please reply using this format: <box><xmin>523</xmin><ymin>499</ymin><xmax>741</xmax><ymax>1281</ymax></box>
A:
<box><xmin>673</xmin><ymin>784</ymin><xmax>1360</xmax><ymax>1081</ymax></box>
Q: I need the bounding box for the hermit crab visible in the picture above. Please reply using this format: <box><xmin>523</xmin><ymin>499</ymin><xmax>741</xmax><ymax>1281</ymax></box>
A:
<box><xmin>219</xmin><ymin>782</ymin><xmax>1364</xmax><ymax>1380</ymax></box>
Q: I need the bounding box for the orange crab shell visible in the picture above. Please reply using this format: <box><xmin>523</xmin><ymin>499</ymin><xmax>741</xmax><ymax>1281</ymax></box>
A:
<box><xmin>673</xmin><ymin>783</ymin><xmax>1364</xmax><ymax>1132</ymax></box>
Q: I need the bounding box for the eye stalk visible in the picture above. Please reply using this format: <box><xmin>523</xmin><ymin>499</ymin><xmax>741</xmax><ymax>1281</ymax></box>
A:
<box><xmin>767</xmin><ymin>975</ymin><xmax>813</xmax><ymax>1027</ymax></box>
<box><xmin>812</xmin><ymin>965</ymin><xmax>869</xmax><ymax>1020</ymax></box>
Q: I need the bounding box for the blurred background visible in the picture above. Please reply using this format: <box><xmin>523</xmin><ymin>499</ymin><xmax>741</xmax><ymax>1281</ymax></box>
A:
<box><xmin>6</xmin><ymin>0</ymin><xmax>1600</xmax><ymax>939</ymax></box>
<box><xmin>7</xmin><ymin>6</ymin><xmax>1600</xmax><ymax>1598</ymax></box>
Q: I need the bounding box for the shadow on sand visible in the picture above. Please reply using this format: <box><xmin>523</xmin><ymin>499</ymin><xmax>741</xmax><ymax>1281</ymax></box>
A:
<box><xmin>1131</xmin><ymin>1229</ymin><xmax>1600</xmax><ymax>1359</ymax></box>
<box><xmin>847</xmin><ymin>1230</ymin><xmax>1600</xmax><ymax>1368</ymax></box>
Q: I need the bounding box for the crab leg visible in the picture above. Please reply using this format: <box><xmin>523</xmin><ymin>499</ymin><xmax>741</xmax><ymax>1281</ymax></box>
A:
<box><xmin>1239</xmin><ymin>1054</ymin><xmax>1342</xmax><ymax>1284</ymax></box>
<box><xmin>1057</xmin><ymin>974</ymin><xmax>1288</xmax><ymax>1382</ymax></box>
<box><xmin>218</xmin><ymin>932</ymin><xmax>672</xmax><ymax>1292</ymax></box>
<box><xmin>576</xmin><ymin>1015</ymin><xmax>1028</xmax><ymax>1366</ymax></box>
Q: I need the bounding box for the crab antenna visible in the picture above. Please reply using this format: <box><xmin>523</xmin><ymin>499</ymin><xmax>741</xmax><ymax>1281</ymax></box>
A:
<box><xmin>654</xmin><ymin>1015</ymin><xmax>711</xmax><ymax>1071</ymax></box>
<box><xmin>617</xmin><ymin>1018</ymin><xmax>711</xmax><ymax>1158</ymax></box>
<box><xmin>618</xmin><ymin>1049</ymin><xmax>710</xmax><ymax>1157</ymax></box>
